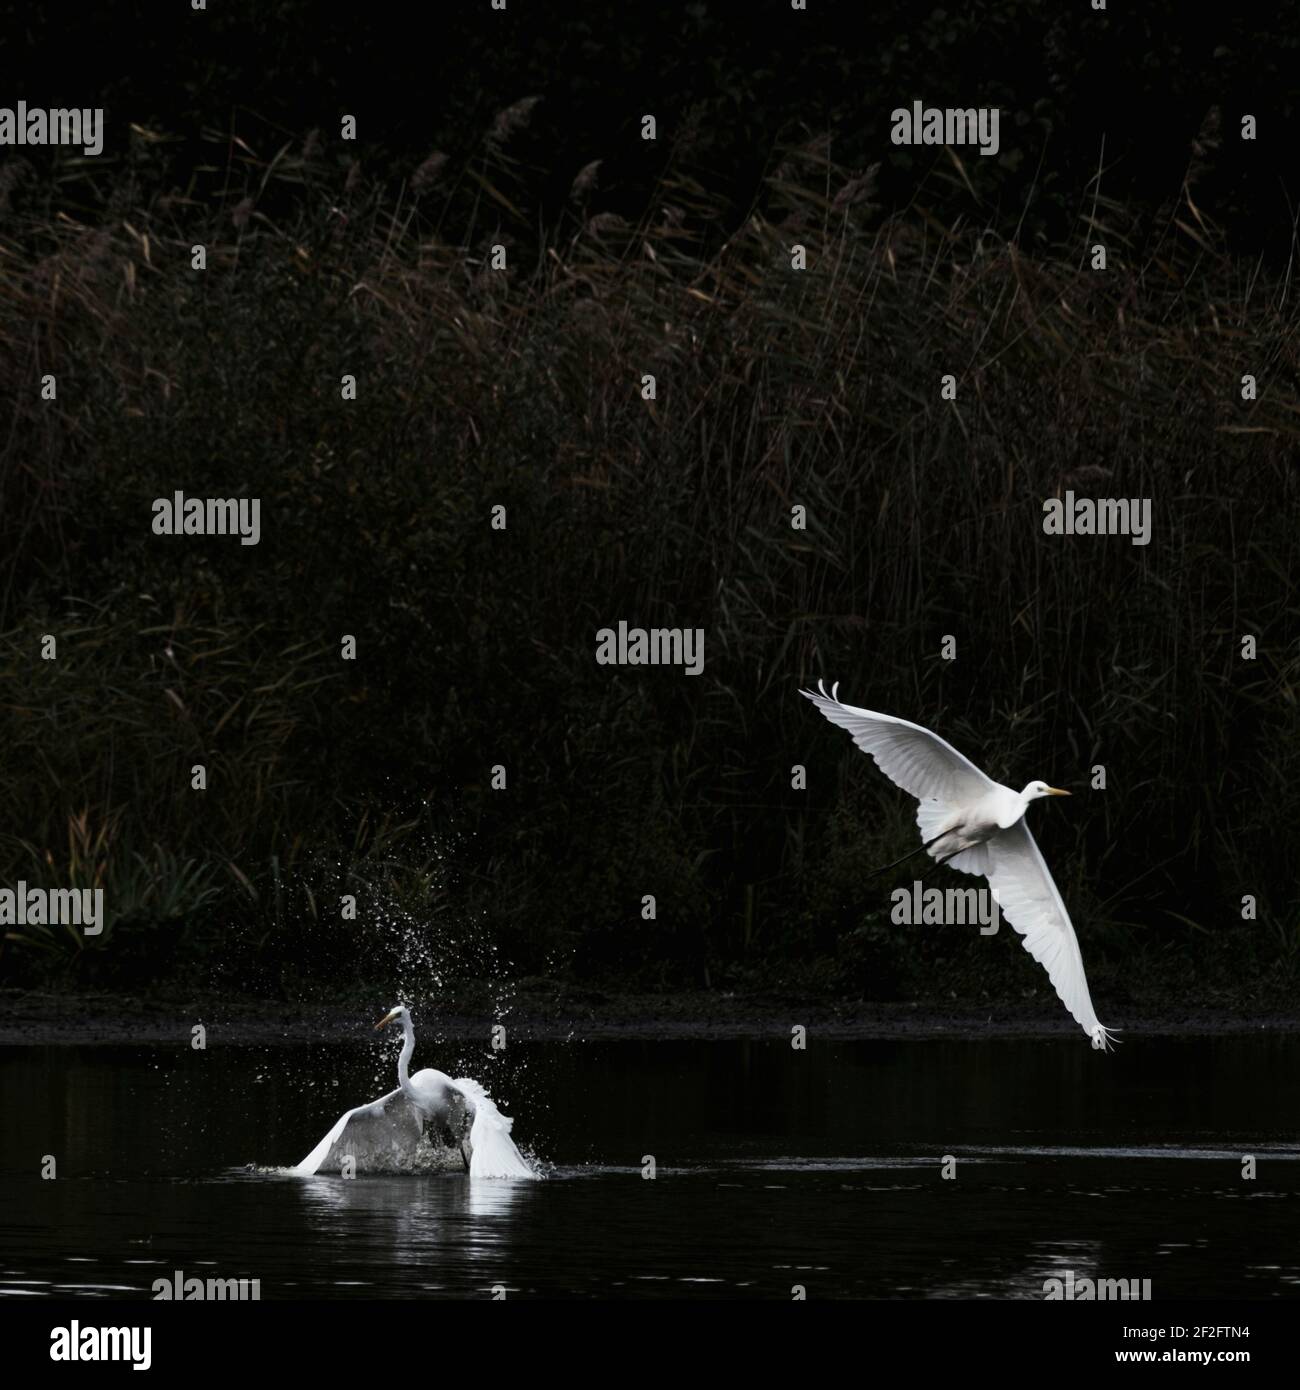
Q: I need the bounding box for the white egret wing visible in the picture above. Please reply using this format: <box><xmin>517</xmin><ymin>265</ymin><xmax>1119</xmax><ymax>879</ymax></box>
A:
<box><xmin>986</xmin><ymin>820</ymin><xmax>1113</xmax><ymax>1049</ymax></box>
<box><xmin>292</xmin><ymin>1086</ymin><xmax>426</xmax><ymax>1175</ymax></box>
<box><xmin>453</xmin><ymin>1077</ymin><xmax>537</xmax><ymax>1179</ymax></box>
<box><xmin>800</xmin><ymin>680</ymin><xmax>994</xmax><ymax>804</ymax></box>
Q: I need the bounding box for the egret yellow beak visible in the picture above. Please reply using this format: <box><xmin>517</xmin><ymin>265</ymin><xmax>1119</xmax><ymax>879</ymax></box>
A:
<box><xmin>374</xmin><ymin>1009</ymin><xmax>400</xmax><ymax>1030</ymax></box>
<box><xmin>1046</xmin><ymin>787</ymin><xmax>1071</xmax><ymax>797</ymax></box>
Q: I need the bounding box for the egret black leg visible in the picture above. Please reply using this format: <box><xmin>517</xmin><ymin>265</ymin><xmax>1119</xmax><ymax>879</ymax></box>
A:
<box><xmin>931</xmin><ymin>846</ymin><xmax>966</xmax><ymax>870</ymax></box>
<box><xmin>841</xmin><ymin>833</ymin><xmax>953</xmax><ymax>920</ymax></box>
<box><xmin>861</xmin><ymin>832</ymin><xmax>949</xmax><ymax>883</ymax></box>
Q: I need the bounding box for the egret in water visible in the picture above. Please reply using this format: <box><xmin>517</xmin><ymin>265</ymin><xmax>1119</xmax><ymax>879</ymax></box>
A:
<box><xmin>293</xmin><ymin>1005</ymin><xmax>536</xmax><ymax>1177</ymax></box>
<box><xmin>801</xmin><ymin>681</ymin><xmax>1115</xmax><ymax>1050</ymax></box>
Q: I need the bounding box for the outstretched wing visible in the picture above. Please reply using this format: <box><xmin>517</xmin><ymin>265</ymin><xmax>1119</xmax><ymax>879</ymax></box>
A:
<box><xmin>800</xmin><ymin>680</ymin><xmax>994</xmax><ymax>804</ymax></box>
<box><xmin>292</xmin><ymin>1086</ymin><xmax>426</xmax><ymax>1175</ymax></box>
<box><xmin>986</xmin><ymin>820</ymin><xmax>1113</xmax><ymax>1048</ymax></box>
<box><xmin>452</xmin><ymin>1077</ymin><xmax>537</xmax><ymax>1179</ymax></box>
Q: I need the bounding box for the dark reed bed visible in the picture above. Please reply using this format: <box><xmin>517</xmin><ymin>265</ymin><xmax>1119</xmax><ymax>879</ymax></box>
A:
<box><xmin>1</xmin><ymin>113</ymin><xmax>1296</xmax><ymax>1013</ymax></box>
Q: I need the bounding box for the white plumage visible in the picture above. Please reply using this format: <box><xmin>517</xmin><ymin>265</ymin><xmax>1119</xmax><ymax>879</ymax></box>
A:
<box><xmin>293</xmin><ymin>1006</ymin><xmax>536</xmax><ymax>1178</ymax></box>
<box><xmin>802</xmin><ymin>680</ymin><xmax>1115</xmax><ymax>1050</ymax></box>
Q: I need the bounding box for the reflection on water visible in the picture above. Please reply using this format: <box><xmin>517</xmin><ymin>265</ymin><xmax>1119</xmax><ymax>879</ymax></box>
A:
<box><xmin>1</xmin><ymin>1036</ymin><xmax>1298</xmax><ymax>1298</ymax></box>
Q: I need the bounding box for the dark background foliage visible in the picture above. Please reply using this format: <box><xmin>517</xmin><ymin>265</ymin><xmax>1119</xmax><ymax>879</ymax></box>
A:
<box><xmin>0</xmin><ymin>2</ymin><xmax>1297</xmax><ymax>1014</ymax></box>
<box><xmin>7</xmin><ymin>0</ymin><xmax>1300</xmax><ymax>253</ymax></box>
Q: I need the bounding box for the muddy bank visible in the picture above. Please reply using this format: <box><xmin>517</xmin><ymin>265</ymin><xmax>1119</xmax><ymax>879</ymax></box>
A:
<box><xmin>1</xmin><ymin>986</ymin><xmax>1296</xmax><ymax>1045</ymax></box>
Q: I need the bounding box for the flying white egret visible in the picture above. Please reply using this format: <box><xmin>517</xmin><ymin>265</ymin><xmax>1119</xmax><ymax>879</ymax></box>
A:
<box><xmin>293</xmin><ymin>1005</ymin><xmax>537</xmax><ymax>1178</ymax></box>
<box><xmin>801</xmin><ymin>680</ymin><xmax>1115</xmax><ymax>1050</ymax></box>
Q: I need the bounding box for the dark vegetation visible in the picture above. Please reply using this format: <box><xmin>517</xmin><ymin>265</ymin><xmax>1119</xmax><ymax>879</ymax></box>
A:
<box><xmin>0</xmin><ymin>2</ymin><xmax>1297</xmax><ymax>1016</ymax></box>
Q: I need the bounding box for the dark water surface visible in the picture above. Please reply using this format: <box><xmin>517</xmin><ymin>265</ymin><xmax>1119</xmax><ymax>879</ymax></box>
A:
<box><xmin>1</xmin><ymin>1036</ymin><xmax>1298</xmax><ymax>1299</ymax></box>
